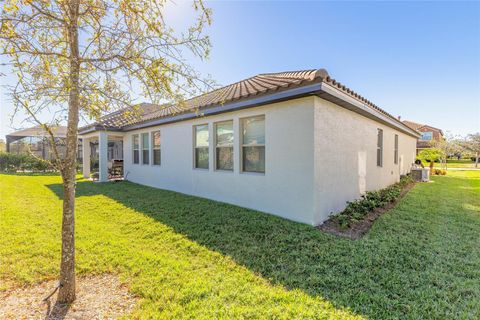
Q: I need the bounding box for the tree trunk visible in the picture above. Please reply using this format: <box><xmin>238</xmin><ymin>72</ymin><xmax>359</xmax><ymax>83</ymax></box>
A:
<box><xmin>476</xmin><ymin>152</ymin><xmax>479</xmax><ymax>168</ymax></box>
<box><xmin>57</xmin><ymin>0</ymin><xmax>80</xmax><ymax>304</ymax></box>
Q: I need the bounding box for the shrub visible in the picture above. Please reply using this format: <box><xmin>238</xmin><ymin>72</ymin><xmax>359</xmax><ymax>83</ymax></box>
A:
<box><xmin>432</xmin><ymin>169</ymin><xmax>447</xmax><ymax>176</ymax></box>
<box><xmin>0</xmin><ymin>152</ymin><xmax>55</xmax><ymax>172</ymax></box>
<box><xmin>333</xmin><ymin>175</ymin><xmax>413</xmax><ymax>229</ymax></box>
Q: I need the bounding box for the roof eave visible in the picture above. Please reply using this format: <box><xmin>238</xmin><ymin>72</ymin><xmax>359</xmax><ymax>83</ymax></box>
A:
<box><xmin>78</xmin><ymin>125</ymin><xmax>123</xmax><ymax>135</ymax></box>
<box><xmin>317</xmin><ymin>82</ymin><xmax>421</xmax><ymax>138</ymax></box>
<box><xmin>122</xmin><ymin>82</ymin><xmax>323</xmax><ymax>131</ymax></box>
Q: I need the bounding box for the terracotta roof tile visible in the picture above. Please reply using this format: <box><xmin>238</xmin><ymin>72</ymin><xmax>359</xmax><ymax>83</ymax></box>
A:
<box><xmin>80</xmin><ymin>68</ymin><xmax>409</xmax><ymax>133</ymax></box>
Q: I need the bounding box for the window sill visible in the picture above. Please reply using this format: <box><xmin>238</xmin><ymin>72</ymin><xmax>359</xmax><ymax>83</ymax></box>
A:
<box><xmin>240</xmin><ymin>171</ymin><xmax>265</xmax><ymax>176</ymax></box>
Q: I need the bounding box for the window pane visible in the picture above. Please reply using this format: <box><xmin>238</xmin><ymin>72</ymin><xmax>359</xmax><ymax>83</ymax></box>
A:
<box><xmin>195</xmin><ymin>147</ymin><xmax>209</xmax><ymax>169</ymax></box>
<box><xmin>133</xmin><ymin>135</ymin><xmax>139</xmax><ymax>149</ymax></box>
<box><xmin>195</xmin><ymin>125</ymin><xmax>209</xmax><ymax>147</ymax></box>
<box><xmin>152</xmin><ymin>131</ymin><xmax>161</xmax><ymax>148</ymax></box>
<box><xmin>421</xmin><ymin>132</ymin><xmax>432</xmax><ymax>141</ymax></box>
<box><xmin>133</xmin><ymin>150</ymin><xmax>139</xmax><ymax>164</ymax></box>
<box><xmin>243</xmin><ymin>146</ymin><xmax>265</xmax><ymax>173</ymax></box>
<box><xmin>142</xmin><ymin>133</ymin><xmax>149</xmax><ymax>149</ymax></box>
<box><xmin>377</xmin><ymin>129</ymin><xmax>383</xmax><ymax>147</ymax></box>
<box><xmin>243</xmin><ymin>116</ymin><xmax>265</xmax><ymax>145</ymax></box>
<box><xmin>143</xmin><ymin>150</ymin><xmax>149</xmax><ymax>164</ymax></box>
<box><xmin>216</xmin><ymin>147</ymin><xmax>233</xmax><ymax>170</ymax></box>
<box><xmin>377</xmin><ymin>148</ymin><xmax>382</xmax><ymax>167</ymax></box>
<box><xmin>216</xmin><ymin>121</ymin><xmax>233</xmax><ymax>146</ymax></box>
<box><xmin>153</xmin><ymin>149</ymin><xmax>161</xmax><ymax>165</ymax></box>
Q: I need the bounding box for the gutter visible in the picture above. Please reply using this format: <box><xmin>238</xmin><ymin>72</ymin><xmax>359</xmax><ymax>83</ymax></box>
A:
<box><xmin>122</xmin><ymin>83</ymin><xmax>323</xmax><ymax>131</ymax></box>
<box><xmin>79</xmin><ymin>81</ymin><xmax>421</xmax><ymax>139</ymax></box>
<box><xmin>318</xmin><ymin>82</ymin><xmax>421</xmax><ymax>138</ymax></box>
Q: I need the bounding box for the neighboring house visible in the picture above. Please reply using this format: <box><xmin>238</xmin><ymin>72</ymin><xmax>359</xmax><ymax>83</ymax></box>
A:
<box><xmin>402</xmin><ymin>120</ymin><xmax>444</xmax><ymax>154</ymax></box>
<box><xmin>5</xmin><ymin>126</ymin><xmax>68</xmax><ymax>160</ymax></box>
<box><xmin>4</xmin><ymin>125</ymin><xmax>121</xmax><ymax>164</ymax></box>
<box><xmin>79</xmin><ymin>69</ymin><xmax>419</xmax><ymax>226</ymax></box>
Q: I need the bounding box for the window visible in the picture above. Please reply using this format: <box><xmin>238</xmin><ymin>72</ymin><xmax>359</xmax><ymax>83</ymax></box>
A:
<box><xmin>142</xmin><ymin>132</ymin><xmax>149</xmax><ymax>165</ymax></box>
<box><xmin>377</xmin><ymin>129</ymin><xmax>383</xmax><ymax>167</ymax></box>
<box><xmin>132</xmin><ymin>134</ymin><xmax>139</xmax><ymax>164</ymax></box>
<box><xmin>394</xmin><ymin>134</ymin><xmax>399</xmax><ymax>164</ymax></box>
<box><xmin>420</xmin><ymin>132</ymin><xmax>433</xmax><ymax>141</ymax></box>
<box><xmin>242</xmin><ymin>116</ymin><xmax>265</xmax><ymax>173</ymax></box>
<box><xmin>194</xmin><ymin>124</ymin><xmax>209</xmax><ymax>169</ymax></box>
<box><xmin>215</xmin><ymin>121</ymin><xmax>234</xmax><ymax>171</ymax></box>
<box><xmin>152</xmin><ymin>131</ymin><xmax>161</xmax><ymax>165</ymax></box>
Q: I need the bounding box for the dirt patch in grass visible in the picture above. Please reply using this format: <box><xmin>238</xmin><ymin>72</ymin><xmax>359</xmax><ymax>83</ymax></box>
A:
<box><xmin>0</xmin><ymin>274</ymin><xmax>137</xmax><ymax>319</ymax></box>
<box><xmin>318</xmin><ymin>182</ymin><xmax>416</xmax><ymax>240</ymax></box>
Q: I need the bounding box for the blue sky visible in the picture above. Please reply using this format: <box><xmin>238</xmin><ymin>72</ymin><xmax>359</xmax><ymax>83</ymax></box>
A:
<box><xmin>1</xmin><ymin>1</ymin><xmax>479</xmax><ymax>138</ymax></box>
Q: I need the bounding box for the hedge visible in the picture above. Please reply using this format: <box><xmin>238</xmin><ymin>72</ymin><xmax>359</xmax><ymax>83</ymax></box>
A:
<box><xmin>0</xmin><ymin>152</ymin><xmax>54</xmax><ymax>172</ymax></box>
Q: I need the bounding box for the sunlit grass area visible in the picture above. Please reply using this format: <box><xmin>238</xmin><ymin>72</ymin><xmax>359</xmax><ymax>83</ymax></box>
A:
<box><xmin>1</xmin><ymin>171</ymin><xmax>479</xmax><ymax>319</ymax></box>
<box><xmin>434</xmin><ymin>159</ymin><xmax>479</xmax><ymax>169</ymax></box>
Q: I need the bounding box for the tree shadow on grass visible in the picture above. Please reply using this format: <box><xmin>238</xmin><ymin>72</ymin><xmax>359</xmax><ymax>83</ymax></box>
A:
<box><xmin>47</xmin><ymin>179</ymin><xmax>480</xmax><ymax>319</ymax></box>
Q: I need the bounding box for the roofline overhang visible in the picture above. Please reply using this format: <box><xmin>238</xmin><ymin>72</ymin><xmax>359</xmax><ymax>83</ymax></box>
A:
<box><xmin>318</xmin><ymin>83</ymin><xmax>421</xmax><ymax>138</ymax></box>
<box><xmin>78</xmin><ymin>125</ymin><xmax>124</xmax><ymax>135</ymax></box>
<box><xmin>122</xmin><ymin>82</ymin><xmax>323</xmax><ymax>131</ymax></box>
<box><xmin>79</xmin><ymin>81</ymin><xmax>420</xmax><ymax>139</ymax></box>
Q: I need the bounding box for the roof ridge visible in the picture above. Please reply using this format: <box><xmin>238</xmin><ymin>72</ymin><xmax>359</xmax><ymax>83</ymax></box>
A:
<box><xmin>259</xmin><ymin>68</ymin><xmax>329</xmax><ymax>81</ymax></box>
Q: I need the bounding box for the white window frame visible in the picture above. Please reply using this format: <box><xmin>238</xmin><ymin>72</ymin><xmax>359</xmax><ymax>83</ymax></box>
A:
<box><xmin>214</xmin><ymin>120</ymin><xmax>234</xmax><ymax>171</ymax></box>
<box><xmin>394</xmin><ymin>134</ymin><xmax>399</xmax><ymax>165</ymax></box>
<box><xmin>241</xmin><ymin>115</ymin><xmax>265</xmax><ymax>174</ymax></box>
<box><xmin>141</xmin><ymin>132</ymin><xmax>150</xmax><ymax>165</ymax></box>
<box><xmin>193</xmin><ymin>124</ymin><xmax>209</xmax><ymax>169</ymax></box>
<box><xmin>377</xmin><ymin>128</ymin><xmax>383</xmax><ymax>167</ymax></box>
<box><xmin>152</xmin><ymin>130</ymin><xmax>161</xmax><ymax>166</ymax></box>
<box><xmin>420</xmin><ymin>131</ymin><xmax>433</xmax><ymax>141</ymax></box>
<box><xmin>132</xmin><ymin>134</ymin><xmax>139</xmax><ymax>164</ymax></box>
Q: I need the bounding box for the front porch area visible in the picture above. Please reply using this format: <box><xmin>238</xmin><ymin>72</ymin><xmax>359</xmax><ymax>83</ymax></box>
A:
<box><xmin>81</xmin><ymin>131</ymin><xmax>124</xmax><ymax>182</ymax></box>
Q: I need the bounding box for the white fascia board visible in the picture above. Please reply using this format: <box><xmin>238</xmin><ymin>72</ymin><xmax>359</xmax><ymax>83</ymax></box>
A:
<box><xmin>319</xmin><ymin>82</ymin><xmax>421</xmax><ymax>138</ymax></box>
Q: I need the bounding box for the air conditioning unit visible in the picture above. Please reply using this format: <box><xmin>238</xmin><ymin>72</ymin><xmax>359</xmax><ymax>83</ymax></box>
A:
<box><xmin>411</xmin><ymin>168</ymin><xmax>430</xmax><ymax>182</ymax></box>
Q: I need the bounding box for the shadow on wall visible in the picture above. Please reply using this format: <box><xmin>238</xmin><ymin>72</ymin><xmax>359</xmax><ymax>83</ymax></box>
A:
<box><xmin>47</xmin><ymin>176</ymin><xmax>480</xmax><ymax>319</ymax></box>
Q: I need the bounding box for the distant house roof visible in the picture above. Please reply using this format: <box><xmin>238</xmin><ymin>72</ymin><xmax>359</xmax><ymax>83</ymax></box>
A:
<box><xmin>6</xmin><ymin>125</ymin><xmax>67</xmax><ymax>138</ymax></box>
<box><xmin>79</xmin><ymin>69</ymin><xmax>419</xmax><ymax>138</ymax></box>
<box><xmin>402</xmin><ymin>120</ymin><xmax>444</xmax><ymax>136</ymax></box>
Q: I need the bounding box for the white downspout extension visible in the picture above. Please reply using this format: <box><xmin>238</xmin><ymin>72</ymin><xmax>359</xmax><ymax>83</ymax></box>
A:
<box><xmin>98</xmin><ymin>131</ymin><xmax>108</xmax><ymax>182</ymax></box>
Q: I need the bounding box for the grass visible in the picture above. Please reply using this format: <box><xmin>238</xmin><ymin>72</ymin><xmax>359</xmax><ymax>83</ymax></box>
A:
<box><xmin>1</xmin><ymin>171</ymin><xmax>479</xmax><ymax>319</ymax></box>
<box><xmin>434</xmin><ymin>159</ymin><xmax>479</xmax><ymax>169</ymax></box>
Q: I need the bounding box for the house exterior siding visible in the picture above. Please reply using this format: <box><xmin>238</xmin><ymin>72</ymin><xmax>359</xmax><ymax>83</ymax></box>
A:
<box><xmin>88</xmin><ymin>96</ymin><xmax>417</xmax><ymax>226</ymax></box>
<box><xmin>313</xmin><ymin>97</ymin><xmax>417</xmax><ymax>225</ymax></box>
<box><xmin>123</xmin><ymin>97</ymin><xmax>316</xmax><ymax>225</ymax></box>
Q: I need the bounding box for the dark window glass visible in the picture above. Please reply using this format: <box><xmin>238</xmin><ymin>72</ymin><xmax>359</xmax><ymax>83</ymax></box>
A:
<box><xmin>142</xmin><ymin>133</ymin><xmax>149</xmax><ymax>165</ymax></box>
<box><xmin>217</xmin><ymin>147</ymin><xmax>233</xmax><ymax>170</ymax></box>
<box><xmin>242</xmin><ymin>116</ymin><xmax>265</xmax><ymax>173</ymax></box>
<box><xmin>394</xmin><ymin>134</ymin><xmax>399</xmax><ymax>164</ymax></box>
<box><xmin>377</xmin><ymin>129</ymin><xmax>383</xmax><ymax>167</ymax></box>
<box><xmin>195</xmin><ymin>147</ymin><xmax>209</xmax><ymax>169</ymax></box>
<box><xmin>152</xmin><ymin>131</ymin><xmax>161</xmax><ymax>165</ymax></box>
<box><xmin>215</xmin><ymin>121</ymin><xmax>233</xmax><ymax>170</ymax></box>
<box><xmin>194</xmin><ymin>125</ymin><xmax>209</xmax><ymax>169</ymax></box>
<box><xmin>242</xmin><ymin>146</ymin><xmax>265</xmax><ymax>173</ymax></box>
<box><xmin>132</xmin><ymin>135</ymin><xmax>139</xmax><ymax>164</ymax></box>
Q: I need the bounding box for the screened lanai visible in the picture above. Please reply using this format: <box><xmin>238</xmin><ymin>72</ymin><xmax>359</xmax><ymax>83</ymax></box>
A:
<box><xmin>5</xmin><ymin>126</ymin><xmax>69</xmax><ymax>160</ymax></box>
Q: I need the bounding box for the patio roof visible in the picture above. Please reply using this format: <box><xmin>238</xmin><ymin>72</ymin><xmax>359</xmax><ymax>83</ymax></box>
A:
<box><xmin>6</xmin><ymin>125</ymin><xmax>67</xmax><ymax>138</ymax></box>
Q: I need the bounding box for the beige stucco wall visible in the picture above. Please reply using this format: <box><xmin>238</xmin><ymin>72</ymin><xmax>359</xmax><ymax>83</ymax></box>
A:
<box><xmin>123</xmin><ymin>97</ymin><xmax>316</xmax><ymax>225</ymax></box>
<box><xmin>313</xmin><ymin>96</ymin><xmax>417</xmax><ymax>225</ymax></box>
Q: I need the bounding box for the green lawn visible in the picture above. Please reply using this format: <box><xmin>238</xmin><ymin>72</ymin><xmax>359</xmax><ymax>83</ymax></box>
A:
<box><xmin>434</xmin><ymin>159</ymin><xmax>479</xmax><ymax>169</ymax></box>
<box><xmin>1</xmin><ymin>171</ymin><xmax>479</xmax><ymax>319</ymax></box>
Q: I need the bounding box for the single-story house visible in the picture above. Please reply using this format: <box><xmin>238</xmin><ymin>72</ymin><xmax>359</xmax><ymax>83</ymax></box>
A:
<box><xmin>402</xmin><ymin>120</ymin><xmax>444</xmax><ymax>154</ymax></box>
<box><xmin>79</xmin><ymin>69</ymin><xmax>420</xmax><ymax>225</ymax></box>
